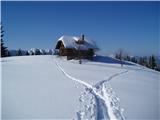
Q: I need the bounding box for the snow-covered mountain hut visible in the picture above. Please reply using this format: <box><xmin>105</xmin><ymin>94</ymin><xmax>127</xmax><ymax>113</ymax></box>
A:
<box><xmin>55</xmin><ymin>35</ymin><xmax>98</xmax><ymax>60</ymax></box>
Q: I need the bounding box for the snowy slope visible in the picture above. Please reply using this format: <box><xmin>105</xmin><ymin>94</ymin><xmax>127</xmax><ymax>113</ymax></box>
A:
<box><xmin>1</xmin><ymin>55</ymin><xmax>160</xmax><ymax>120</ymax></box>
<box><xmin>2</xmin><ymin>56</ymin><xmax>83</xmax><ymax>119</ymax></box>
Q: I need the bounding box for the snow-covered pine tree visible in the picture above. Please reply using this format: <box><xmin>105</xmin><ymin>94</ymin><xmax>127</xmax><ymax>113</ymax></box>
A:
<box><xmin>1</xmin><ymin>24</ymin><xmax>8</xmax><ymax>57</ymax></box>
<box><xmin>35</xmin><ymin>48</ymin><xmax>41</xmax><ymax>55</ymax></box>
<box><xmin>17</xmin><ymin>49</ymin><xmax>23</xmax><ymax>56</ymax></box>
<box><xmin>25</xmin><ymin>51</ymin><xmax>29</xmax><ymax>56</ymax></box>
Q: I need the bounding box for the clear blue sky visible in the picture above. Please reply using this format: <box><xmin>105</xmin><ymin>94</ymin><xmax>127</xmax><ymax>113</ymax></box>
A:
<box><xmin>2</xmin><ymin>1</ymin><xmax>159</xmax><ymax>56</ymax></box>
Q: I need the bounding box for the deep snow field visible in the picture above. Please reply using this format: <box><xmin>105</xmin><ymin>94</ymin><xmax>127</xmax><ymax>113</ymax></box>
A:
<box><xmin>1</xmin><ymin>55</ymin><xmax>160</xmax><ymax>120</ymax></box>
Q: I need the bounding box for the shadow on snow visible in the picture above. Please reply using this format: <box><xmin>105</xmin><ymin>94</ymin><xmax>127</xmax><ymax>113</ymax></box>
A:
<box><xmin>92</xmin><ymin>55</ymin><xmax>133</xmax><ymax>66</ymax></box>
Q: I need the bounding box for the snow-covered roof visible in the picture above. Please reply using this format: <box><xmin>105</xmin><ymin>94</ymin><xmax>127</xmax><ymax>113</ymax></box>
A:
<box><xmin>55</xmin><ymin>35</ymin><xmax>98</xmax><ymax>50</ymax></box>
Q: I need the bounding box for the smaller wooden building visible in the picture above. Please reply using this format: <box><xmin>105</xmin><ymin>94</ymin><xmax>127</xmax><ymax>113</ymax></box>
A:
<box><xmin>55</xmin><ymin>35</ymin><xmax>98</xmax><ymax>60</ymax></box>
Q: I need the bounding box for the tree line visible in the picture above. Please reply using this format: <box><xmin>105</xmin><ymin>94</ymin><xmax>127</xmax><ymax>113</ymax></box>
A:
<box><xmin>115</xmin><ymin>49</ymin><xmax>159</xmax><ymax>71</ymax></box>
<box><xmin>7</xmin><ymin>48</ymin><xmax>54</xmax><ymax>56</ymax></box>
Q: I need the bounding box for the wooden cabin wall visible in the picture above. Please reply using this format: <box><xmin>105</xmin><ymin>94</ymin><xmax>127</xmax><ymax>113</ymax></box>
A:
<box><xmin>58</xmin><ymin>42</ymin><xmax>94</xmax><ymax>60</ymax></box>
<box><xmin>59</xmin><ymin>42</ymin><xmax>66</xmax><ymax>56</ymax></box>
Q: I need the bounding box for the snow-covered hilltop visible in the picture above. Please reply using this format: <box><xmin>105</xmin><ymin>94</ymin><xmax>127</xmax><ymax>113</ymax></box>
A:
<box><xmin>1</xmin><ymin>55</ymin><xmax>160</xmax><ymax>120</ymax></box>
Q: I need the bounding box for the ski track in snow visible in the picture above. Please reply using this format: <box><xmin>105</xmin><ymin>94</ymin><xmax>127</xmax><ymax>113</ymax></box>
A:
<box><xmin>54</xmin><ymin>58</ymin><xmax>127</xmax><ymax>120</ymax></box>
<box><xmin>95</xmin><ymin>70</ymin><xmax>129</xmax><ymax>89</ymax></box>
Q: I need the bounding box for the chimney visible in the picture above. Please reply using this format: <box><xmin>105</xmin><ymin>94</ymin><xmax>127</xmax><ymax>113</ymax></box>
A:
<box><xmin>81</xmin><ymin>34</ymin><xmax>84</xmax><ymax>42</ymax></box>
<box><xmin>77</xmin><ymin>34</ymin><xmax>85</xmax><ymax>44</ymax></box>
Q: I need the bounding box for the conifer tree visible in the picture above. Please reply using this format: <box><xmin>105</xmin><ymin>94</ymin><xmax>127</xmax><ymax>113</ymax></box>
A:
<box><xmin>25</xmin><ymin>51</ymin><xmax>29</xmax><ymax>56</ymax></box>
<box><xmin>131</xmin><ymin>57</ymin><xmax>137</xmax><ymax>63</ymax></box>
<box><xmin>149</xmin><ymin>55</ymin><xmax>156</xmax><ymax>69</ymax></box>
<box><xmin>17</xmin><ymin>49</ymin><xmax>22</xmax><ymax>56</ymax></box>
<box><xmin>35</xmin><ymin>49</ymin><xmax>41</xmax><ymax>55</ymax></box>
<box><xmin>1</xmin><ymin>24</ymin><xmax>8</xmax><ymax>57</ymax></box>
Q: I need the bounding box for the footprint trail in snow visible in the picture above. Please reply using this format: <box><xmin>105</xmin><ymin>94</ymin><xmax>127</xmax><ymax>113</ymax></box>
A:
<box><xmin>55</xmin><ymin>60</ymin><xmax>126</xmax><ymax>120</ymax></box>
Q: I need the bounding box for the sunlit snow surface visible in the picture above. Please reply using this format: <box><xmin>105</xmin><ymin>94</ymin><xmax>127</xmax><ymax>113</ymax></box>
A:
<box><xmin>1</xmin><ymin>55</ymin><xmax>160</xmax><ymax>120</ymax></box>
